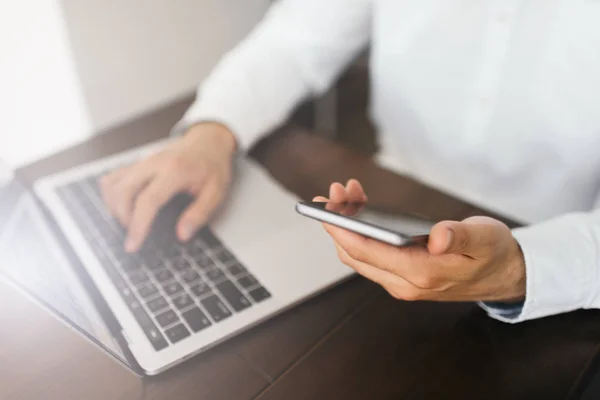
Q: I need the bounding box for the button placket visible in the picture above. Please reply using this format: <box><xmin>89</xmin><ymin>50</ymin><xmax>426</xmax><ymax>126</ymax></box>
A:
<box><xmin>463</xmin><ymin>0</ymin><xmax>522</xmax><ymax>144</ymax></box>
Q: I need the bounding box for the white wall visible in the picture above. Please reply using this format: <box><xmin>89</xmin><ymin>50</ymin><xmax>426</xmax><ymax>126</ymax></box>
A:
<box><xmin>0</xmin><ymin>0</ymin><xmax>93</xmax><ymax>167</ymax></box>
<box><xmin>0</xmin><ymin>0</ymin><xmax>270</xmax><ymax>167</ymax></box>
<box><xmin>60</xmin><ymin>0</ymin><xmax>271</xmax><ymax>131</ymax></box>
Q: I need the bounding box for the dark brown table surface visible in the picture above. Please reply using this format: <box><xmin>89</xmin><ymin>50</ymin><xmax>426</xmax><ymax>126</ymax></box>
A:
<box><xmin>3</xmin><ymin>96</ymin><xmax>600</xmax><ymax>400</ymax></box>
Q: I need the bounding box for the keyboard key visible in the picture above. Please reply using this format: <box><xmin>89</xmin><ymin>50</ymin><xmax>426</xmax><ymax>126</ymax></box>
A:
<box><xmin>180</xmin><ymin>269</ymin><xmax>200</xmax><ymax>284</ymax></box>
<box><xmin>216</xmin><ymin>280</ymin><xmax>251</xmax><ymax>312</ymax></box>
<box><xmin>171</xmin><ymin>257</ymin><xmax>191</xmax><ymax>271</ymax></box>
<box><xmin>128</xmin><ymin>270</ymin><xmax>149</xmax><ymax>285</ymax></box>
<box><xmin>101</xmin><ymin>227</ymin><xmax>120</xmax><ymax>239</ymax></box>
<box><xmin>121</xmin><ymin>264</ymin><xmax>142</xmax><ymax>275</ymax></box>
<box><xmin>113</xmin><ymin>223</ymin><xmax>127</xmax><ymax>236</ymax></box>
<box><xmin>115</xmin><ymin>280</ymin><xmax>135</xmax><ymax>300</ymax></box>
<box><xmin>164</xmin><ymin>245</ymin><xmax>181</xmax><ymax>258</ymax></box>
<box><xmin>137</xmin><ymin>283</ymin><xmax>158</xmax><ymax>299</ymax></box>
<box><xmin>139</xmin><ymin>245</ymin><xmax>158</xmax><ymax>259</ymax></box>
<box><xmin>182</xmin><ymin>307</ymin><xmax>212</xmax><ymax>332</ymax></box>
<box><xmin>172</xmin><ymin>294</ymin><xmax>194</xmax><ymax>310</ymax></box>
<box><xmin>190</xmin><ymin>282</ymin><xmax>212</xmax><ymax>298</ymax></box>
<box><xmin>126</xmin><ymin>299</ymin><xmax>171</xmax><ymax>349</ymax></box>
<box><xmin>187</xmin><ymin>239</ymin><xmax>206</xmax><ymax>251</ymax></box>
<box><xmin>120</xmin><ymin>256</ymin><xmax>142</xmax><ymax>273</ymax></box>
<box><xmin>201</xmin><ymin>295</ymin><xmax>232</xmax><ymax>322</ymax></box>
<box><xmin>141</xmin><ymin>323</ymin><xmax>169</xmax><ymax>351</ymax></box>
<box><xmin>198</xmin><ymin>227</ymin><xmax>221</xmax><ymax>247</ymax></box>
<box><xmin>147</xmin><ymin>328</ymin><xmax>169</xmax><ymax>350</ymax></box>
<box><xmin>248</xmin><ymin>286</ymin><xmax>271</xmax><ymax>303</ymax></box>
<box><xmin>193</xmin><ymin>253</ymin><xmax>214</xmax><ymax>270</ymax></box>
<box><xmin>227</xmin><ymin>263</ymin><xmax>247</xmax><ymax>277</ymax></box>
<box><xmin>186</xmin><ymin>245</ymin><xmax>204</xmax><ymax>258</ymax></box>
<box><xmin>127</xmin><ymin>298</ymin><xmax>143</xmax><ymax>313</ymax></box>
<box><xmin>237</xmin><ymin>275</ymin><xmax>258</xmax><ymax>289</ymax></box>
<box><xmin>121</xmin><ymin>267</ymin><xmax>146</xmax><ymax>283</ymax></box>
<box><xmin>215</xmin><ymin>249</ymin><xmax>235</xmax><ymax>264</ymax></box>
<box><xmin>128</xmin><ymin>300</ymin><xmax>153</xmax><ymax>327</ymax></box>
<box><xmin>144</xmin><ymin>257</ymin><xmax>164</xmax><ymax>271</ymax></box>
<box><xmin>156</xmin><ymin>310</ymin><xmax>179</xmax><ymax>328</ymax></box>
<box><xmin>163</xmin><ymin>281</ymin><xmax>183</xmax><ymax>297</ymax></box>
<box><xmin>154</xmin><ymin>269</ymin><xmax>173</xmax><ymax>283</ymax></box>
<box><xmin>147</xmin><ymin>296</ymin><xmax>169</xmax><ymax>313</ymax></box>
<box><xmin>206</xmin><ymin>268</ymin><xmax>225</xmax><ymax>282</ymax></box>
<box><xmin>110</xmin><ymin>245</ymin><xmax>127</xmax><ymax>260</ymax></box>
<box><xmin>165</xmin><ymin>324</ymin><xmax>190</xmax><ymax>344</ymax></box>
<box><xmin>103</xmin><ymin>263</ymin><xmax>126</xmax><ymax>283</ymax></box>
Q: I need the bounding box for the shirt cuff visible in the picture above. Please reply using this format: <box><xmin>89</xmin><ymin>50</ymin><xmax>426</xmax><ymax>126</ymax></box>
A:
<box><xmin>478</xmin><ymin>223</ymin><xmax>592</xmax><ymax>323</ymax></box>
<box><xmin>478</xmin><ymin>300</ymin><xmax>524</xmax><ymax>321</ymax></box>
<box><xmin>170</xmin><ymin>82</ymin><xmax>269</xmax><ymax>152</ymax></box>
<box><xmin>169</xmin><ymin>103</ymin><xmax>248</xmax><ymax>153</ymax></box>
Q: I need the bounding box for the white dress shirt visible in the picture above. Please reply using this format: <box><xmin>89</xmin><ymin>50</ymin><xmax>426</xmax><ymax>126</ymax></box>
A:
<box><xmin>173</xmin><ymin>0</ymin><xmax>600</xmax><ymax>323</ymax></box>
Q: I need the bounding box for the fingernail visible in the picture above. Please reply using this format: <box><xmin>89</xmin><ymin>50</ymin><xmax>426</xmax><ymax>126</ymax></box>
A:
<box><xmin>444</xmin><ymin>229</ymin><xmax>454</xmax><ymax>252</ymax></box>
<box><xmin>125</xmin><ymin>237</ymin><xmax>136</xmax><ymax>253</ymax></box>
<box><xmin>180</xmin><ymin>224</ymin><xmax>194</xmax><ymax>242</ymax></box>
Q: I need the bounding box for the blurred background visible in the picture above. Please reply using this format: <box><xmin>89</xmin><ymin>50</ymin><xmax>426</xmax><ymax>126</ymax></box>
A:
<box><xmin>0</xmin><ymin>0</ymin><xmax>374</xmax><ymax>169</ymax></box>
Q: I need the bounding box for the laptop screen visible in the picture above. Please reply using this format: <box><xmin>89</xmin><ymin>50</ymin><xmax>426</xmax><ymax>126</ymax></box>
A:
<box><xmin>0</xmin><ymin>179</ymin><xmax>135</xmax><ymax>372</ymax></box>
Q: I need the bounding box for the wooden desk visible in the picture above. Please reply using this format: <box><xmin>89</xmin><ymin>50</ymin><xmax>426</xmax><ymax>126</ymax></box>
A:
<box><xmin>4</xmin><ymin>97</ymin><xmax>600</xmax><ymax>400</ymax></box>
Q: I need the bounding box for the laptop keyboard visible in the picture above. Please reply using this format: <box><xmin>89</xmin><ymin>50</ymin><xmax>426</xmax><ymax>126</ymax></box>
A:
<box><xmin>54</xmin><ymin>173</ymin><xmax>271</xmax><ymax>351</ymax></box>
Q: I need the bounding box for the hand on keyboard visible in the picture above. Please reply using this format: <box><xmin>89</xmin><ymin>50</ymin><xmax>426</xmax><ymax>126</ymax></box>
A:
<box><xmin>100</xmin><ymin>122</ymin><xmax>237</xmax><ymax>253</ymax></box>
<box><xmin>57</xmin><ymin>170</ymin><xmax>272</xmax><ymax>350</ymax></box>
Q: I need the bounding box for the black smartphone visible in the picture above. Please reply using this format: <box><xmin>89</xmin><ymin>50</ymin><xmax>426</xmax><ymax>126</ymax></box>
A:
<box><xmin>295</xmin><ymin>201</ymin><xmax>434</xmax><ymax>246</ymax></box>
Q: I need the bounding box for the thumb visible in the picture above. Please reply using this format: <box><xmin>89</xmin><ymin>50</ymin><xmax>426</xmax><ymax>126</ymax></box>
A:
<box><xmin>177</xmin><ymin>181</ymin><xmax>222</xmax><ymax>241</ymax></box>
<box><xmin>428</xmin><ymin>217</ymin><xmax>498</xmax><ymax>257</ymax></box>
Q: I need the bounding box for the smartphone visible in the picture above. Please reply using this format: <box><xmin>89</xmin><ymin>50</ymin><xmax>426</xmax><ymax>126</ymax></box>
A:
<box><xmin>295</xmin><ymin>201</ymin><xmax>435</xmax><ymax>247</ymax></box>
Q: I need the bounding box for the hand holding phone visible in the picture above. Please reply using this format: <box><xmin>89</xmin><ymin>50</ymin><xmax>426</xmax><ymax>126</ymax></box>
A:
<box><xmin>296</xmin><ymin>180</ymin><xmax>527</xmax><ymax>305</ymax></box>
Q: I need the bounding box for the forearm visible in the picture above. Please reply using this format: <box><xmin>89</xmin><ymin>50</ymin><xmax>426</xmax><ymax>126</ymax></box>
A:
<box><xmin>172</xmin><ymin>0</ymin><xmax>372</xmax><ymax>151</ymax></box>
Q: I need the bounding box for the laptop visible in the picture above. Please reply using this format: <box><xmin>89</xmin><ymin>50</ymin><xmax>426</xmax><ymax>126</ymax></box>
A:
<box><xmin>0</xmin><ymin>138</ymin><xmax>352</xmax><ymax>375</ymax></box>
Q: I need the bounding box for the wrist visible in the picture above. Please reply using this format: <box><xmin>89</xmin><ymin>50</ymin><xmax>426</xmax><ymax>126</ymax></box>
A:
<box><xmin>503</xmin><ymin>239</ymin><xmax>527</xmax><ymax>302</ymax></box>
<box><xmin>184</xmin><ymin>122</ymin><xmax>238</xmax><ymax>155</ymax></box>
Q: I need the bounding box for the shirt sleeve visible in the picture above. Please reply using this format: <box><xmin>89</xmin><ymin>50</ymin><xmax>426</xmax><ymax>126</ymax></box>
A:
<box><xmin>171</xmin><ymin>0</ymin><xmax>372</xmax><ymax>151</ymax></box>
<box><xmin>479</xmin><ymin>210</ymin><xmax>600</xmax><ymax>323</ymax></box>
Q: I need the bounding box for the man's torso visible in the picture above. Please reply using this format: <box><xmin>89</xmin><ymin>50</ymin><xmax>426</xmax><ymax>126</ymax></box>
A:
<box><xmin>369</xmin><ymin>0</ymin><xmax>600</xmax><ymax>223</ymax></box>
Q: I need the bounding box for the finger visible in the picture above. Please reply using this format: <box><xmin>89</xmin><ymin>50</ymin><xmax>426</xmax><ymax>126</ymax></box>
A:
<box><xmin>101</xmin><ymin>150</ymin><xmax>161</xmax><ymax>190</ymax></box>
<box><xmin>125</xmin><ymin>175</ymin><xmax>183</xmax><ymax>252</ymax></box>
<box><xmin>325</xmin><ymin>201</ymin><xmax>346</xmax><ymax>213</ymax></box>
<box><xmin>106</xmin><ymin>165</ymin><xmax>156</xmax><ymax>226</ymax></box>
<box><xmin>332</xmin><ymin>242</ymin><xmax>426</xmax><ymax>300</ymax></box>
<box><xmin>176</xmin><ymin>180</ymin><xmax>223</xmax><ymax>242</ymax></box>
<box><xmin>332</xmin><ymin>242</ymin><xmax>397</xmax><ymax>286</ymax></box>
<box><xmin>312</xmin><ymin>196</ymin><xmax>328</xmax><ymax>202</ymax></box>
<box><xmin>100</xmin><ymin>165</ymin><xmax>130</xmax><ymax>188</ymax></box>
<box><xmin>428</xmin><ymin>217</ymin><xmax>503</xmax><ymax>258</ymax></box>
<box><xmin>329</xmin><ymin>182</ymin><xmax>347</xmax><ymax>203</ymax></box>
<box><xmin>100</xmin><ymin>166</ymin><xmax>130</xmax><ymax>212</ymax></box>
<box><xmin>426</xmin><ymin>222</ymin><xmax>455</xmax><ymax>256</ymax></box>
<box><xmin>339</xmin><ymin>202</ymin><xmax>361</xmax><ymax>216</ymax></box>
<box><xmin>323</xmin><ymin>222</ymin><xmax>434</xmax><ymax>280</ymax></box>
<box><xmin>345</xmin><ymin>179</ymin><xmax>368</xmax><ymax>203</ymax></box>
<box><xmin>323</xmin><ymin>223</ymin><xmax>398</xmax><ymax>266</ymax></box>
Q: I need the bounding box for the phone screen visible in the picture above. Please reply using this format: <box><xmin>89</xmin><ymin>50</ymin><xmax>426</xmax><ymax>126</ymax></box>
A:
<box><xmin>304</xmin><ymin>201</ymin><xmax>435</xmax><ymax>237</ymax></box>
